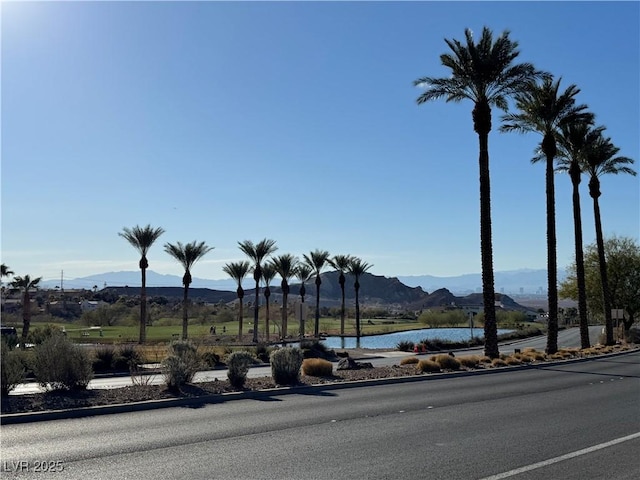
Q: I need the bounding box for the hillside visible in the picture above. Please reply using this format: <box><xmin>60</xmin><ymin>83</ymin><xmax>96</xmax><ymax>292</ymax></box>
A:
<box><xmin>103</xmin><ymin>272</ymin><xmax>535</xmax><ymax>313</ymax></box>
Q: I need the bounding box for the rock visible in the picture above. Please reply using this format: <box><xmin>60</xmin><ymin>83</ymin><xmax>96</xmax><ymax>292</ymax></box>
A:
<box><xmin>337</xmin><ymin>357</ymin><xmax>360</xmax><ymax>370</ymax></box>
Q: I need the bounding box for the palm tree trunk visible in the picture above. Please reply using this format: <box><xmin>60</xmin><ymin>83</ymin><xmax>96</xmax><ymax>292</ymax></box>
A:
<box><xmin>238</xmin><ymin>299</ymin><xmax>244</xmax><ymax>341</ymax></box>
<box><xmin>281</xmin><ymin>281</ymin><xmax>289</xmax><ymax>344</ymax></box>
<box><xmin>181</xmin><ymin>285</ymin><xmax>189</xmax><ymax>340</ymax></box>
<box><xmin>544</xmin><ymin>150</ymin><xmax>559</xmax><ymax>354</ymax></box>
<box><xmin>265</xmin><ymin>289</ymin><xmax>271</xmax><ymax>342</ymax></box>
<box><xmin>570</xmin><ymin>167</ymin><xmax>590</xmax><ymax>348</ymax></box>
<box><xmin>21</xmin><ymin>290</ymin><xmax>31</xmax><ymax>349</ymax></box>
<box><xmin>140</xmin><ymin>264</ymin><xmax>147</xmax><ymax>344</ymax></box>
<box><xmin>592</xmin><ymin>192</ymin><xmax>613</xmax><ymax>344</ymax></box>
<box><xmin>252</xmin><ymin>279</ymin><xmax>260</xmax><ymax>344</ymax></box>
<box><xmin>474</xmin><ymin>101</ymin><xmax>498</xmax><ymax>358</ymax></box>
<box><xmin>314</xmin><ymin>277</ymin><xmax>321</xmax><ymax>338</ymax></box>
<box><xmin>355</xmin><ymin>279</ymin><xmax>361</xmax><ymax>341</ymax></box>
<box><xmin>339</xmin><ymin>275</ymin><xmax>346</xmax><ymax>336</ymax></box>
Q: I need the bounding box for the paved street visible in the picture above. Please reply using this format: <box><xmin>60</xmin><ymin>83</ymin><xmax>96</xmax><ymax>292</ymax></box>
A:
<box><xmin>1</xmin><ymin>348</ymin><xmax>638</xmax><ymax>479</ymax></box>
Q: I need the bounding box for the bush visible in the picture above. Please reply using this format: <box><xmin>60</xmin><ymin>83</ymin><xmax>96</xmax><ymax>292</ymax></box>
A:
<box><xmin>226</xmin><ymin>351</ymin><xmax>256</xmax><ymax>389</ymax></box>
<box><xmin>34</xmin><ymin>333</ymin><xmax>93</xmax><ymax>391</ymax></box>
<box><xmin>93</xmin><ymin>345</ymin><xmax>117</xmax><ymax>372</ymax></box>
<box><xmin>201</xmin><ymin>351</ymin><xmax>221</xmax><ymax>368</ymax></box>
<box><xmin>300</xmin><ymin>339</ymin><xmax>332</xmax><ymax>359</ymax></box>
<box><xmin>113</xmin><ymin>344</ymin><xmax>142</xmax><ymax>370</ymax></box>
<box><xmin>27</xmin><ymin>324</ymin><xmax>64</xmax><ymax>345</ymax></box>
<box><xmin>430</xmin><ymin>354</ymin><xmax>461</xmax><ymax>371</ymax></box>
<box><xmin>254</xmin><ymin>343</ymin><xmax>274</xmax><ymax>363</ymax></box>
<box><xmin>396</xmin><ymin>340</ymin><xmax>415</xmax><ymax>352</ymax></box>
<box><xmin>400</xmin><ymin>356</ymin><xmax>420</xmax><ymax>365</ymax></box>
<box><xmin>416</xmin><ymin>359</ymin><xmax>441</xmax><ymax>373</ymax></box>
<box><xmin>458</xmin><ymin>355</ymin><xmax>480</xmax><ymax>369</ymax></box>
<box><xmin>162</xmin><ymin>340</ymin><xmax>202</xmax><ymax>392</ymax></box>
<box><xmin>270</xmin><ymin>347</ymin><xmax>303</xmax><ymax>386</ymax></box>
<box><xmin>1</xmin><ymin>338</ymin><xmax>25</xmax><ymax>396</ymax></box>
<box><xmin>491</xmin><ymin>358</ymin><xmax>507</xmax><ymax>368</ymax></box>
<box><xmin>302</xmin><ymin>358</ymin><xmax>333</xmax><ymax>377</ymax></box>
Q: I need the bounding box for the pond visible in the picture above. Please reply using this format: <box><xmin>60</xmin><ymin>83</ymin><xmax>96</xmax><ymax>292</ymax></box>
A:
<box><xmin>320</xmin><ymin>328</ymin><xmax>514</xmax><ymax>349</ymax></box>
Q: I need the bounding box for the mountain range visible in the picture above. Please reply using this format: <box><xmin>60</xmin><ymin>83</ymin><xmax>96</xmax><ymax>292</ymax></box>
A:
<box><xmin>42</xmin><ymin>268</ymin><xmax>565</xmax><ymax>296</ymax></box>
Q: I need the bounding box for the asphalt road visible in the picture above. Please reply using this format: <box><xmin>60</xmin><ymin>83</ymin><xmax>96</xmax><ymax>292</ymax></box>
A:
<box><xmin>1</xmin><ymin>349</ymin><xmax>638</xmax><ymax>479</ymax></box>
<box><xmin>8</xmin><ymin>326</ymin><xmax>604</xmax><ymax>395</ymax></box>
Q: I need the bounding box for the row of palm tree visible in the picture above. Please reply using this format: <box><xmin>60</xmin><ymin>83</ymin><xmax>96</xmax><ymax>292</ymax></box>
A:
<box><xmin>222</xmin><ymin>240</ymin><xmax>373</xmax><ymax>343</ymax></box>
<box><xmin>119</xmin><ymin>225</ymin><xmax>215</xmax><ymax>343</ymax></box>
<box><xmin>415</xmin><ymin>27</ymin><xmax>635</xmax><ymax>356</ymax></box>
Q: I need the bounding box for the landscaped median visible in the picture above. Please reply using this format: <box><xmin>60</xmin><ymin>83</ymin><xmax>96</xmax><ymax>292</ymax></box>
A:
<box><xmin>1</xmin><ymin>343</ymin><xmax>636</xmax><ymax>425</ymax></box>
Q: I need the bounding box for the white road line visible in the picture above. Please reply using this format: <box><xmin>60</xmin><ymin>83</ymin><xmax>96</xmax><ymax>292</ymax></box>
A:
<box><xmin>478</xmin><ymin>432</ymin><xmax>640</xmax><ymax>480</ymax></box>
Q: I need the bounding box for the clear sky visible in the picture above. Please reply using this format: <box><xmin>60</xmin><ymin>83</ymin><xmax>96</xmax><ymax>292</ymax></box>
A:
<box><xmin>2</xmin><ymin>0</ymin><xmax>638</xmax><ymax>286</ymax></box>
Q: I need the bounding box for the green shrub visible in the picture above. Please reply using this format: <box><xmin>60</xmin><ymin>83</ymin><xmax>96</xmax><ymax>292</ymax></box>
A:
<box><xmin>430</xmin><ymin>354</ymin><xmax>461</xmax><ymax>371</ymax></box>
<box><xmin>93</xmin><ymin>345</ymin><xmax>117</xmax><ymax>372</ymax></box>
<box><xmin>254</xmin><ymin>343</ymin><xmax>274</xmax><ymax>363</ymax></box>
<box><xmin>27</xmin><ymin>324</ymin><xmax>64</xmax><ymax>345</ymax></box>
<box><xmin>1</xmin><ymin>339</ymin><xmax>25</xmax><ymax>396</ymax></box>
<box><xmin>270</xmin><ymin>347</ymin><xmax>303</xmax><ymax>386</ymax></box>
<box><xmin>416</xmin><ymin>359</ymin><xmax>441</xmax><ymax>373</ymax></box>
<box><xmin>300</xmin><ymin>339</ymin><xmax>332</xmax><ymax>359</ymax></box>
<box><xmin>400</xmin><ymin>356</ymin><xmax>420</xmax><ymax>365</ymax></box>
<box><xmin>396</xmin><ymin>340</ymin><xmax>415</xmax><ymax>352</ymax></box>
<box><xmin>302</xmin><ymin>358</ymin><xmax>333</xmax><ymax>377</ymax></box>
<box><xmin>226</xmin><ymin>351</ymin><xmax>256</xmax><ymax>389</ymax></box>
<box><xmin>201</xmin><ymin>351</ymin><xmax>221</xmax><ymax>368</ymax></box>
<box><xmin>34</xmin><ymin>333</ymin><xmax>93</xmax><ymax>391</ymax></box>
<box><xmin>162</xmin><ymin>340</ymin><xmax>202</xmax><ymax>392</ymax></box>
<box><xmin>113</xmin><ymin>344</ymin><xmax>142</xmax><ymax>370</ymax></box>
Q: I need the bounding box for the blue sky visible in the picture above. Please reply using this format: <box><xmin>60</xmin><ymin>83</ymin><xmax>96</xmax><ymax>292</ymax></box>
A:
<box><xmin>2</xmin><ymin>1</ymin><xmax>638</xmax><ymax>286</ymax></box>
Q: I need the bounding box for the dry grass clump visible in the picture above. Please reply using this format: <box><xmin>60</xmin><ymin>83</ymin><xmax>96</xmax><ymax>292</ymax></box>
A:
<box><xmin>400</xmin><ymin>356</ymin><xmax>420</xmax><ymax>365</ymax></box>
<box><xmin>429</xmin><ymin>354</ymin><xmax>461</xmax><ymax>371</ymax></box>
<box><xmin>491</xmin><ymin>358</ymin><xmax>508</xmax><ymax>368</ymax></box>
<box><xmin>458</xmin><ymin>355</ymin><xmax>481</xmax><ymax>369</ymax></box>
<box><xmin>559</xmin><ymin>348</ymin><xmax>580</xmax><ymax>357</ymax></box>
<box><xmin>513</xmin><ymin>353</ymin><xmax>534</xmax><ymax>363</ymax></box>
<box><xmin>549</xmin><ymin>352</ymin><xmax>568</xmax><ymax>360</ymax></box>
<box><xmin>302</xmin><ymin>358</ymin><xmax>333</xmax><ymax>377</ymax></box>
<box><xmin>530</xmin><ymin>351</ymin><xmax>547</xmax><ymax>361</ymax></box>
<box><xmin>504</xmin><ymin>357</ymin><xmax>522</xmax><ymax>366</ymax></box>
<box><xmin>479</xmin><ymin>356</ymin><xmax>492</xmax><ymax>364</ymax></box>
<box><xmin>416</xmin><ymin>359</ymin><xmax>441</xmax><ymax>373</ymax></box>
<box><xmin>522</xmin><ymin>347</ymin><xmax>538</xmax><ymax>354</ymax></box>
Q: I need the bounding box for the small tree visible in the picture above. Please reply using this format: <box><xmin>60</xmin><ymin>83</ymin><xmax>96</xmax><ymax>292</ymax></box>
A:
<box><xmin>9</xmin><ymin>274</ymin><xmax>42</xmax><ymax>349</ymax></box>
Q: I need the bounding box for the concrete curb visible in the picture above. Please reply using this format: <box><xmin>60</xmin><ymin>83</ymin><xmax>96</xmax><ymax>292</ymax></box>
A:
<box><xmin>1</xmin><ymin>348</ymin><xmax>636</xmax><ymax>425</ymax></box>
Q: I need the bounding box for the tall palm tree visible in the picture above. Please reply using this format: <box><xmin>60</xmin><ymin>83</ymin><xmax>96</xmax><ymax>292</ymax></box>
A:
<box><xmin>303</xmin><ymin>249</ymin><xmax>330</xmax><ymax>338</ymax></box>
<box><xmin>164</xmin><ymin>241</ymin><xmax>214</xmax><ymax>340</ymax></box>
<box><xmin>222</xmin><ymin>261</ymin><xmax>250</xmax><ymax>341</ymax></box>
<box><xmin>501</xmin><ymin>77</ymin><xmax>593</xmax><ymax>354</ymax></box>
<box><xmin>347</xmin><ymin>257</ymin><xmax>372</xmax><ymax>342</ymax></box>
<box><xmin>270</xmin><ymin>254</ymin><xmax>299</xmax><ymax>343</ymax></box>
<box><xmin>582</xmin><ymin>132</ymin><xmax>636</xmax><ymax>345</ymax></box>
<box><xmin>119</xmin><ymin>224</ymin><xmax>165</xmax><ymax>344</ymax></box>
<box><xmin>260</xmin><ymin>262</ymin><xmax>277</xmax><ymax>342</ymax></box>
<box><xmin>295</xmin><ymin>263</ymin><xmax>313</xmax><ymax>338</ymax></box>
<box><xmin>9</xmin><ymin>275</ymin><xmax>42</xmax><ymax>349</ymax></box>
<box><xmin>414</xmin><ymin>27</ymin><xmax>545</xmax><ymax>358</ymax></box>
<box><xmin>328</xmin><ymin>254</ymin><xmax>353</xmax><ymax>336</ymax></box>
<box><xmin>238</xmin><ymin>239</ymin><xmax>278</xmax><ymax>343</ymax></box>
<box><xmin>556</xmin><ymin>121</ymin><xmax>603</xmax><ymax>348</ymax></box>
